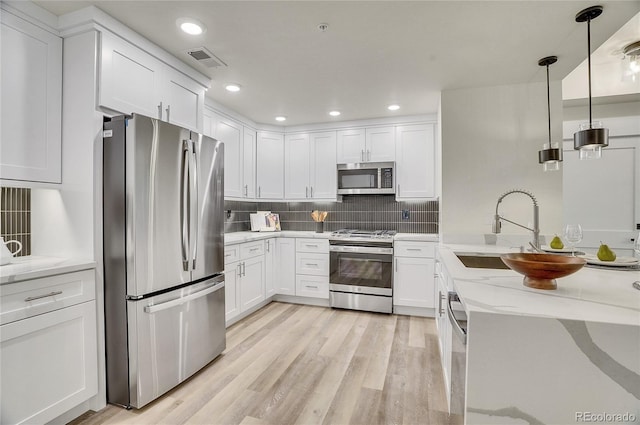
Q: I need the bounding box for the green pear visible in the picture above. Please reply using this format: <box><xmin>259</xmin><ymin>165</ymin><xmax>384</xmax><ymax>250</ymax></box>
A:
<box><xmin>550</xmin><ymin>235</ymin><xmax>564</xmax><ymax>250</ymax></box>
<box><xmin>597</xmin><ymin>242</ymin><xmax>616</xmax><ymax>262</ymax></box>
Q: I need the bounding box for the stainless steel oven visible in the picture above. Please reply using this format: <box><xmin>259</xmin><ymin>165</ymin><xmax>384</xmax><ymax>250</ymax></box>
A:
<box><xmin>329</xmin><ymin>230</ymin><xmax>395</xmax><ymax>313</ymax></box>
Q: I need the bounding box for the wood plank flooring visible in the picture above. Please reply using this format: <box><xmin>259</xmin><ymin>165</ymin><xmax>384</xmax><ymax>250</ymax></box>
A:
<box><xmin>70</xmin><ymin>302</ymin><xmax>452</xmax><ymax>425</ymax></box>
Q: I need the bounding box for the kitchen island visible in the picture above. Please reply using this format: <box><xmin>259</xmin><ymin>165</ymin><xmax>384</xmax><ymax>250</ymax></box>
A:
<box><xmin>437</xmin><ymin>245</ymin><xmax>640</xmax><ymax>425</ymax></box>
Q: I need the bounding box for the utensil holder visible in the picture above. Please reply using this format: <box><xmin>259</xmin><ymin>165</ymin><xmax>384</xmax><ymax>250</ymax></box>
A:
<box><xmin>316</xmin><ymin>222</ymin><xmax>324</xmax><ymax>233</ymax></box>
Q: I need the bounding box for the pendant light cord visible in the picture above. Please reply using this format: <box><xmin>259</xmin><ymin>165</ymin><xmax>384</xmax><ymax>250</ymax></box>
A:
<box><xmin>587</xmin><ymin>17</ymin><xmax>593</xmax><ymax>128</ymax></box>
<box><xmin>546</xmin><ymin>64</ymin><xmax>551</xmax><ymax>144</ymax></box>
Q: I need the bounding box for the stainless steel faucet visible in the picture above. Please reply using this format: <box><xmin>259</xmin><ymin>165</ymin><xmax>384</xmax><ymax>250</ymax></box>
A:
<box><xmin>492</xmin><ymin>189</ymin><xmax>540</xmax><ymax>250</ymax></box>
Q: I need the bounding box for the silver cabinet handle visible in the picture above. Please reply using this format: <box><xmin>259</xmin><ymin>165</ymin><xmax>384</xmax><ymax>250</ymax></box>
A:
<box><xmin>438</xmin><ymin>291</ymin><xmax>445</xmax><ymax>316</ymax></box>
<box><xmin>305</xmin><ymin>263</ymin><xmax>319</xmax><ymax>267</ymax></box>
<box><xmin>266</xmin><ymin>240</ymin><xmax>270</xmax><ymax>252</ymax></box>
<box><xmin>361</xmin><ymin>149</ymin><xmax>365</xmax><ymax>161</ymax></box>
<box><xmin>258</xmin><ymin>186</ymin><xmax>261</xmax><ymax>198</ymax></box>
<box><xmin>242</xmin><ymin>262</ymin><xmax>246</xmax><ymax>277</ymax></box>
<box><xmin>306</xmin><ymin>187</ymin><xmax>309</xmax><ymax>198</ymax></box>
<box><xmin>166</xmin><ymin>104</ymin><xmax>171</xmax><ymax>122</ymax></box>
<box><xmin>305</xmin><ymin>285</ymin><xmax>318</xmax><ymax>289</ymax></box>
<box><xmin>244</xmin><ymin>185</ymin><xmax>248</xmax><ymax>197</ymax></box>
<box><xmin>406</xmin><ymin>248</ymin><xmax>422</xmax><ymax>251</ymax></box>
<box><xmin>395</xmin><ymin>258</ymin><xmax>398</xmax><ymax>272</ymax></box>
<box><xmin>225</xmin><ymin>253</ymin><xmax>232</xmax><ymax>257</ymax></box>
<box><xmin>397</xmin><ymin>184</ymin><xmax>400</xmax><ymax>196</ymax></box>
<box><xmin>157</xmin><ymin>102</ymin><xmax>163</xmax><ymax>120</ymax></box>
<box><xmin>310</xmin><ymin>186</ymin><xmax>314</xmax><ymax>198</ymax></box>
<box><xmin>237</xmin><ymin>263</ymin><xmax>242</xmax><ymax>277</ymax></box>
<box><xmin>250</xmin><ymin>247</ymin><xmax>260</xmax><ymax>251</ymax></box>
<box><xmin>25</xmin><ymin>291</ymin><xmax>63</xmax><ymax>302</ymax></box>
<box><xmin>305</xmin><ymin>244</ymin><xmax>318</xmax><ymax>248</ymax></box>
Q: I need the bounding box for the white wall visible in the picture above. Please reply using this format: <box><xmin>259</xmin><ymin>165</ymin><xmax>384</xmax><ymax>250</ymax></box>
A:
<box><xmin>440</xmin><ymin>81</ymin><xmax>563</xmax><ymax>243</ymax></box>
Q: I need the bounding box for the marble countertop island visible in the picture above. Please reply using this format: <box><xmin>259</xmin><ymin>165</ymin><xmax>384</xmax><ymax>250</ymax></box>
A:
<box><xmin>437</xmin><ymin>244</ymin><xmax>640</xmax><ymax>425</ymax></box>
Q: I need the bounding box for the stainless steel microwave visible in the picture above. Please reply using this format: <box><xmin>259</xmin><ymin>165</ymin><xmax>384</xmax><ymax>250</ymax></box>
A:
<box><xmin>337</xmin><ymin>162</ymin><xmax>395</xmax><ymax>195</ymax></box>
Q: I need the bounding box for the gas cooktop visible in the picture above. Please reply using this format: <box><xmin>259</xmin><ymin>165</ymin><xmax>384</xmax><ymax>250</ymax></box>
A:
<box><xmin>330</xmin><ymin>229</ymin><xmax>397</xmax><ymax>240</ymax></box>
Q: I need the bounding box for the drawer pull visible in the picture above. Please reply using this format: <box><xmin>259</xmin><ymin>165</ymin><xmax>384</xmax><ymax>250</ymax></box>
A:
<box><xmin>305</xmin><ymin>244</ymin><xmax>318</xmax><ymax>247</ymax></box>
<box><xmin>250</xmin><ymin>247</ymin><xmax>260</xmax><ymax>251</ymax></box>
<box><xmin>225</xmin><ymin>254</ymin><xmax>232</xmax><ymax>257</ymax></box>
<box><xmin>305</xmin><ymin>263</ymin><xmax>319</xmax><ymax>266</ymax></box>
<box><xmin>25</xmin><ymin>291</ymin><xmax>63</xmax><ymax>302</ymax></box>
<box><xmin>406</xmin><ymin>248</ymin><xmax>422</xmax><ymax>251</ymax></box>
<box><xmin>305</xmin><ymin>285</ymin><xmax>318</xmax><ymax>289</ymax></box>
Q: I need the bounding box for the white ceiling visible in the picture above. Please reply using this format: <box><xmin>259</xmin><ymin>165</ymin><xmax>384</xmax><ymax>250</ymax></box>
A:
<box><xmin>35</xmin><ymin>1</ymin><xmax>640</xmax><ymax>126</ymax></box>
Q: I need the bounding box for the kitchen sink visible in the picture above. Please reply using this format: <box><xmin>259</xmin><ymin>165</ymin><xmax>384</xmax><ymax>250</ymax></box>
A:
<box><xmin>454</xmin><ymin>252</ymin><xmax>511</xmax><ymax>270</ymax></box>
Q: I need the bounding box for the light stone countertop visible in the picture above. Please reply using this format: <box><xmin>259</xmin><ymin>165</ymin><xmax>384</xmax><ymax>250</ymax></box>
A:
<box><xmin>224</xmin><ymin>231</ymin><xmax>439</xmax><ymax>245</ymax></box>
<box><xmin>438</xmin><ymin>244</ymin><xmax>640</xmax><ymax>326</ymax></box>
<box><xmin>0</xmin><ymin>256</ymin><xmax>96</xmax><ymax>285</ymax></box>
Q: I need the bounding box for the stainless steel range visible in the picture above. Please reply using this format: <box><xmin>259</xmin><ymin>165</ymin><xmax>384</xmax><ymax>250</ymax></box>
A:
<box><xmin>329</xmin><ymin>229</ymin><xmax>396</xmax><ymax>314</ymax></box>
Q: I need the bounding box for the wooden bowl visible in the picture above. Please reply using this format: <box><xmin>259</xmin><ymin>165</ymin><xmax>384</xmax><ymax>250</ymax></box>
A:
<box><xmin>500</xmin><ymin>253</ymin><xmax>586</xmax><ymax>290</ymax></box>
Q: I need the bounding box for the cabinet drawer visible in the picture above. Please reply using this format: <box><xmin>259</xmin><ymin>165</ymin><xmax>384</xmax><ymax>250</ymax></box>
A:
<box><xmin>394</xmin><ymin>241</ymin><xmax>436</xmax><ymax>258</ymax></box>
<box><xmin>240</xmin><ymin>240</ymin><xmax>265</xmax><ymax>259</ymax></box>
<box><xmin>0</xmin><ymin>269</ymin><xmax>95</xmax><ymax>326</ymax></box>
<box><xmin>224</xmin><ymin>244</ymin><xmax>241</xmax><ymax>264</ymax></box>
<box><xmin>296</xmin><ymin>253</ymin><xmax>329</xmax><ymax>276</ymax></box>
<box><xmin>296</xmin><ymin>238</ymin><xmax>329</xmax><ymax>253</ymax></box>
<box><xmin>295</xmin><ymin>275</ymin><xmax>329</xmax><ymax>299</ymax></box>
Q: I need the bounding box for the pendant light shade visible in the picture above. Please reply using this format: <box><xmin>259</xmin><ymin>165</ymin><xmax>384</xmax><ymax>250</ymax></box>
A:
<box><xmin>573</xmin><ymin>5</ymin><xmax>609</xmax><ymax>159</ymax></box>
<box><xmin>537</xmin><ymin>56</ymin><xmax>562</xmax><ymax>172</ymax></box>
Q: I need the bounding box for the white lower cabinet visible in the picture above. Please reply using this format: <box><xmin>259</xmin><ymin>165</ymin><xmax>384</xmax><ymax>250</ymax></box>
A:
<box><xmin>435</xmin><ymin>254</ymin><xmax>453</xmax><ymax>408</ymax></box>
<box><xmin>295</xmin><ymin>238</ymin><xmax>329</xmax><ymax>299</ymax></box>
<box><xmin>0</xmin><ymin>270</ymin><xmax>98</xmax><ymax>425</ymax></box>
<box><xmin>225</xmin><ymin>241</ymin><xmax>266</xmax><ymax>324</ymax></box>
<box><xmin>276</xmin><ymin>238</ymin><xmax>296</xmax><ymax>296</ymax></box>
<box><xmin>393</xmin><ymin>241</ymin><xmax>436</xmax><ymax>310</ymax></box>
<box><xmin>265</xmin><ymin>239</ymin><xmax>277</xmax><ymax>298</ymax></box>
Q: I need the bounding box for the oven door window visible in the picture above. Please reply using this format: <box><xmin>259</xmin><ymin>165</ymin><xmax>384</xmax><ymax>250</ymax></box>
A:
<box><xmin>330</xmin><ymin>252</ymin><xmax>392</xmax><ymax>288</ymax></box>
<box><xmin>338</xmin><ymin>169</ymin><xmax>378</xmax><ymax>190</ymax></box>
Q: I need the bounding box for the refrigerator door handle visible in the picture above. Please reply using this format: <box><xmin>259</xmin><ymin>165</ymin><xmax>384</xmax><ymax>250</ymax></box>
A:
<box><xmin>190</xmin><ymin>140</ymin><xmax>198</xmax><ymax>270</ymax></box>
<box><xmin>181</xmin><ymin>140</ymin><xmax>190</xmax><ymax>271</ymax></box>
<box><xmin>143</xmin><ymin>280</ymin><xmax>225</xmax><ymax>314</ymax></box>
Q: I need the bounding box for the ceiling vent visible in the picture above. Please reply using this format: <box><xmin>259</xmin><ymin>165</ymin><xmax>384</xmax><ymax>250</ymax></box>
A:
<box><xmin>185</xmin><ymin>47</ymin><xmax>227</xmax><ymax>68</ymax></box>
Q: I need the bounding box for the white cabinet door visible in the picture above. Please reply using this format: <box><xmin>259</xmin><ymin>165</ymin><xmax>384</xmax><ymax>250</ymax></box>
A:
<box><xmin>276</xmin><ymin>238</ymin><xmax>296</xmax><ymax>296</ymax></box>
<box><xmin>243</xmin><ymin>128</ymin><xmax>257</xmax><ymax>199</ymax></box>
<box><xmin>337</xmin><ymin>129</ymin><xmax>366</xmax><ymax>163</ymax></box>
<box><xmin>162</xmin><ymin>69</ymin><xmax>204</xmax><ymax>132</ymax></box>
<box><xmin>395</xmin><ymin>124</ymin><xmax>436</xmax><ymax>199</ymax></box>
<box><xmin>217</xmin><ymin>116</ymin><xmax>244</xmax><ymax>198</ymax></box>
<box><xmin>284</xmin><ymin>133</ymin><xmax>311</xmax><ymax>199</ymax></box>
<box><xmin>240</xmin><ymin>255</ymin><xmax>265</xmax><ymax>312</ymax></box>
<box><xmin>310</xmin><ymin>131</ymin><xmax>337</xmax><ymax>199</ymax></box>
<box><xmin>256</xmin><ymin>131</ymin><xmax>285</xmax><ymax>199</ymax></box>
<box><xmin>563</xmin><ymin>137</ymin><xmax>640</xmax><ymax>255</ymax></box>
<box><xmin>394</xmin><ymin>257</ymin><xmax>435</xmax><ymax>308</ymax></box>
<box><xmin>264</xmin><ymin>239</ymin><xmax>276</xmax><ymax>298</ymax></box>
<box><xmin>366</xmin><ymin>126</ymin><xmax>396</xmax><ymax>162</ymax></box>
<box><xmin>202</xmin><ymin>108</ymin><xmax>215</xmax><ymax>138</ymax></box>
<box><xmin>0</xmin><ymin>301</ymin><xmax>97</xmax><ymax>425</ymax></box>
<box><xmin>225</xmin><ymin>261</ymin><xmax>240</xmax><ymax>323</ymax></box>
<box><xmin>100</xmin><ymin>32</ymin><xmax>161</xmax><ymax>119</ymax></box>
<box><xmin>1</xmin><ymin>11</ymin><xmax>62</xmax><ymax>183</ymax></box>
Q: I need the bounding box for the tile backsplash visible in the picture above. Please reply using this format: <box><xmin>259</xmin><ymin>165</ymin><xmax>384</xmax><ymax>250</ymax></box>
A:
<box><xmin>1</xmin><ymin>187</ymin><xmax>31</xmax><ymax>257</ymax></box>
<box><xmin>224</xmin><ymin>195</ymin><xmax>438</xmax><ymax>234</ymax></box>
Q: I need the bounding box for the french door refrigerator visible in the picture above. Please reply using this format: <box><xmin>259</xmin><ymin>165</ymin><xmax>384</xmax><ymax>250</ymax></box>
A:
<box><xmin>103</xmin><ymin>114</ymin><xmax>225</xmax><ymax>409</ymax></box>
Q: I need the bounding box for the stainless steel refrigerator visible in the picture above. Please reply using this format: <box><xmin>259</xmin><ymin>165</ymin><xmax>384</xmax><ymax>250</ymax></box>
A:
<box><xmin>103</xmin><ymin>114</ymin><xmax>225</xmax><ymax>409</ymax></box>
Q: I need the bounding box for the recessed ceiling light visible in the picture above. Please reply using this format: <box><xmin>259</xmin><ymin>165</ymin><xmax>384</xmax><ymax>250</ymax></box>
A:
<box><xmin>329</xmin><ymin>110</ymin><xmax>341</xmax><ymax>117</ymax></box>
<box><xmin>275</xmin><ymin>116</ymin><xmax>287</xmax><ymax>122</ymax></box>
<box><xmin>177</xmin><ymin>18</ymin><xmax>206</xmax><ymax>36</ymax></box>
<box><xmin>387</xmin><ymin>104</ymin><xmax>400</xmax><ymax>111</ymax></box>
<box><xmin>225</xmin><ymin>83</ymin><xmax>241</xmax><ymax>92</ymax></box>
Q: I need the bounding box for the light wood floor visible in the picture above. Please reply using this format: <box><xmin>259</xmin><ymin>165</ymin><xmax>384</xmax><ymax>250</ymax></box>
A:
<box><xmin>70</xmin><ymin>302</ymin><xmax>453</xmax><ymax>425</ymax></box>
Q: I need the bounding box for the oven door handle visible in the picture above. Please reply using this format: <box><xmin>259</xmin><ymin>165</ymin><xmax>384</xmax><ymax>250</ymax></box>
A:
<box><xmin>447</xmin><ymin>291</ymin><xmax>467</xmax><ymax>345</ymax></box>
<box><xmin>329</xmin><ymin>245</ymin><xmax>393</xmax><ymax>255</ymax></box>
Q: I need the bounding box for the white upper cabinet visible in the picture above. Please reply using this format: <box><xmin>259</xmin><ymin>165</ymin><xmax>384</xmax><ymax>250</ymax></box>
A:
<box><xmin>310</xmin><ymin>132</ymin><xmax>337</xmax><ymax>199</ymax></box>
<box><xmin>202</xmin><ymin>110</ymin><xmax>256</xmax><ymax>200</ymax></box>
<box><xmin>285</xmin><ymin>131</ymin><xmax>336</xmax><ymax>200</ymax></box>
<box><xmin>0</xmin><ymin>11</ymin><xmax>62</xmax><ymax>183</ymax></box>
<box><xmin>336</xmin><ymin>127</ymin><xmax>395</xmax><ymax>163</ymax></box>
<box><xmin>99</xmin><ymin>32</ymin><xmax>205</xmax><ymax>131</ymax></box>
<box><xmin>284</xmin><ymin>133</ymin><xmax>310</xmax><ymax>199</ymax></box>
<box><xmin>395</xmin><ymin>123</ymin><xmax>437</xmax><ymax>199</ymax></box>
<box><xmin>256</xmin><ymin>131</ymin><xmax>285</xmax><ymax>199</ymax></box>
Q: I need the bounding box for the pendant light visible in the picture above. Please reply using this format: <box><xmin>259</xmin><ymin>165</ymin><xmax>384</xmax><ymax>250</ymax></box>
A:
<box><xmin>538</xmin><ymin>56</ymin><xmax>562</xmax><ymax>172</ymax></box>
<box><xmin>573</xmin><ymin>5</ymin><xmax>609</xmax><ymax>160</ymax></box>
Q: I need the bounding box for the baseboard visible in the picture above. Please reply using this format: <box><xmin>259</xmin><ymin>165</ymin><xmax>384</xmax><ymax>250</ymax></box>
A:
<box><xmin>393</xmin><ymin>305</ymin><xmax>436</xmax><ymax>318</ymax></box>
<box><xmin>273</xmin><ymin>294</ymin><xmax>330</xmax><ymax>307</ymax></box>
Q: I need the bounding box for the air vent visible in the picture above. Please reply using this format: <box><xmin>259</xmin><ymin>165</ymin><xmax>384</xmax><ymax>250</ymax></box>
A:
<box><xmin>185</xmin><ymin>47</ymin><xmax>227</xmax><ymax>68</ymax></box>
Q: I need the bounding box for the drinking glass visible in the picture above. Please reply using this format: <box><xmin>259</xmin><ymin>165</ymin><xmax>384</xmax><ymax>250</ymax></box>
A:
<box><xmin>563</xmin><ymin>224</ymin><xmax>583</xmax><ymax>256</ymax></box>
